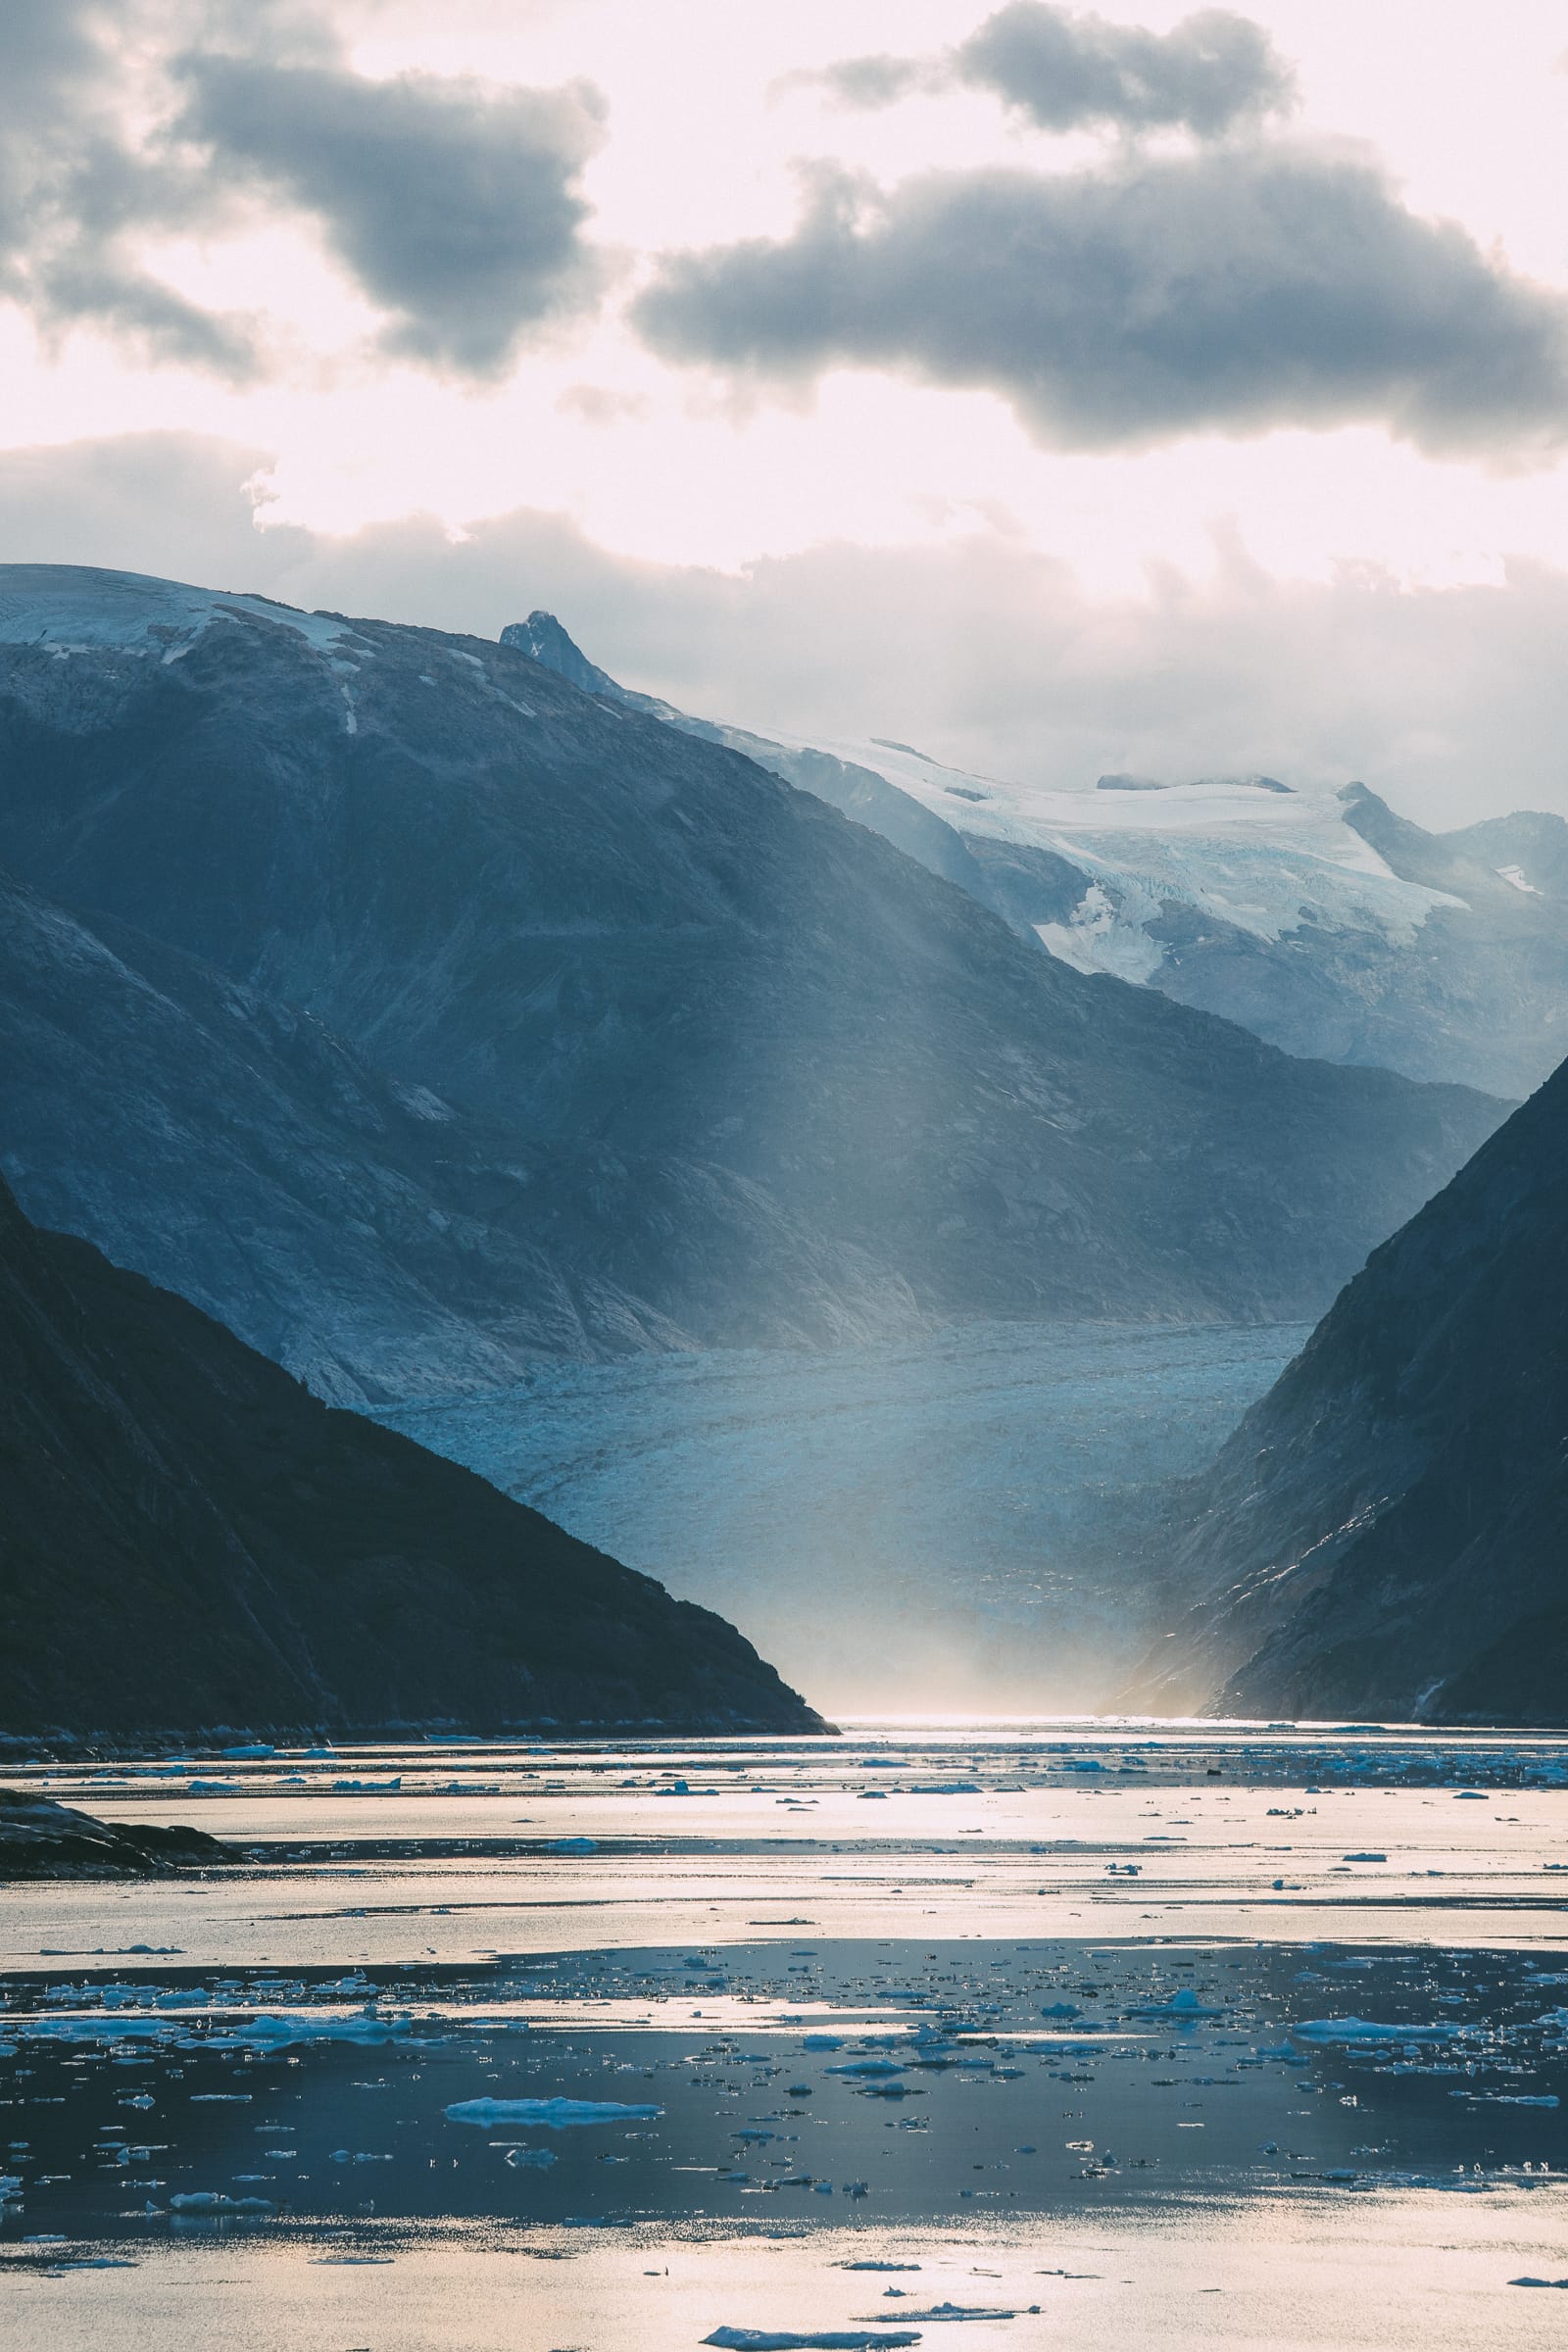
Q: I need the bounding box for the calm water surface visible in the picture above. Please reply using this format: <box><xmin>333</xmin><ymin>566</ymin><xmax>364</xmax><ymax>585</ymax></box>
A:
<box><xmin>4</xmin><ymin>1726</ymin><xmax>1567</xmax><ymax>2348</ymax></box>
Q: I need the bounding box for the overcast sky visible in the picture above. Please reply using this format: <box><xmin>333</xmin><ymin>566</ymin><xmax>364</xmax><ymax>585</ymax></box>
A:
<box><xmin>5</xmin><ymin>0</ymin><xmax>1568</xmax><ymax>821</ymax></box>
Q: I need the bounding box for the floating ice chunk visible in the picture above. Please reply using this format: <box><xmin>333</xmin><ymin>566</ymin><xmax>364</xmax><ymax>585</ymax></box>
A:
<box><xmin>871</xmin><ymin>2306</ymin><xmax>1024</xmax><ymax>2324</ymax></box>
<box><xmin>1291</xmin><ymin>2018</ymin><xmax>1457</xmax><ymax>2043</ymax></box>
<box><xmin>1130</xmin><ymin>1987</ymin><xmax>1223</xmax><ymax>2020</ymax></box>
<box><xmin>504</xmin><ymin>2145</ymin><xmax>558</xmax><ymax>2168</ymax></box>
<box><xmin>549</xmin><ymin>1837</ymin><xmax>599</xmax><ymax>1853</ymax></box>
<box><xmin>444</xmin><ymin>2097</ymin><xmax>662</xmax><ymax>2127</ymax></box>
<box><xmin>169</xmin><ymin>2191</ymin><xmax>275</xmax><ymax>2213</ymax></box>
<box><xmin>1462</xmin><ymin>2092</ymin><xmax>1559</xmax><ymax>2108</ymax></box>
<box><xmin>826</xmin><ymin>2060</ymin><xmax>906</xmax><ymax>2077</ymax></box>
<box><xmin>706</xmin><ymin>2332</ymin><xmax>921</xmax><ymax>2349</ymax></box>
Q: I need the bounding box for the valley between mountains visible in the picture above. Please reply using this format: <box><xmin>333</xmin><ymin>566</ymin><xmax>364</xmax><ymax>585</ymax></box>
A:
<box><xmin>0</xmin><ymin>561</ymin><xmax>1564</xmax><ymax>1732</ymax></box>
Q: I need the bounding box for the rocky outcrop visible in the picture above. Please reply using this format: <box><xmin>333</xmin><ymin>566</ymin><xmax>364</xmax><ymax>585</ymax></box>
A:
<box><xmin>0</xmin><ymin>1788</ymin><xmax>237</xmax><ymax>1877</ymax></box>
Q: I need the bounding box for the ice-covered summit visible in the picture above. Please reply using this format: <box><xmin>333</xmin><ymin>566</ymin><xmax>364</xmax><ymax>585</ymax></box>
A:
<box><xmin>765</xmin><ymin>734</ymin><xmax>1459</xmax><ymax>958</ymax></box>
<box><xmin>0</xmin><ymin>564</ymin><xmax>358</xmax><ymax>660</ymax></box>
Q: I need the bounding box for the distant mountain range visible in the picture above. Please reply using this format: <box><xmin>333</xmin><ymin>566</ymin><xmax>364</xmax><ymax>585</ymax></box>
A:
<box><xmin>1130</xmin><ymin>1054</ymin><xmax>1568</xmax><ymax>1726</ymax></box>
<box><xmin>510</xmin><ymin>611</ymin><xmax>1568</xmax><ymax>1100</ymax></box>
<box><xmin>0</xmin><ymin>1173</ymin><xmax>821</xmax><ymax>1743</ymax></box>
<box><xmin>0</xmin><ymin>565</ymin><xmax>1504</xmax><ymax>1398</ymax></box>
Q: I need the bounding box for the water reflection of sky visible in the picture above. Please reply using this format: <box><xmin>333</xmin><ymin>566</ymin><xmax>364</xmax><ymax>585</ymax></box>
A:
<box><xmin>4</xmin><ymin>1731</ymin><xmax>1566</xmax><ymax>2346</ymax></box>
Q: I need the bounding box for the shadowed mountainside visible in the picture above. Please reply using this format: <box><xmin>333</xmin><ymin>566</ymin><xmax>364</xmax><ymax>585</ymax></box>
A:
<box><xmin>1130</xmin><ymin>1056</ymin><xmax>1568</xmax><ymax>1725</ymax></box>
<box><xmin>0</xmin><ymin>1175</ymin><xmax>823</xmax><ymax>1743</ymax></box>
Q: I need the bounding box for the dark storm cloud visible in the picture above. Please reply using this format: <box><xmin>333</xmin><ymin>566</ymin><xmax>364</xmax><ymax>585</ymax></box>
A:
<box><xmin>175</xmin><ymin>59</ymin><xmax>609</xmax><ymax>375</ymax></box>
<box><xmin>634</xmin><ymin>147</ymin><xmax>1568</xmax><ymax>458</ymax></box>
<box><xmin>956</xmin><ymin>3</ymin><xmax>1295</xmax><ymax>136</ymax></box>
<box><xmin>800</xmin><ymin>5</ymin><xmax>1293</xmax><ymax>138</ymax></box>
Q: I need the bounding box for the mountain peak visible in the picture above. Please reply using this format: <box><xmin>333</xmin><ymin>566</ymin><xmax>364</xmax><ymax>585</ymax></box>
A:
<box><xmin>500</xmin><ymin>610</ymin><xmax>622</xmax><ymax>698</ymax></box>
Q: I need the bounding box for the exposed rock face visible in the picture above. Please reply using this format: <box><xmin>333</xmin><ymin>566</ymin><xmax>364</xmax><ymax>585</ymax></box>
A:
<box><xmin>0</xmin><ymin>1788</ymin><xmax>236</xmax><ymax>1877</ymax></box>
<box><xmin>0</xmin><ymin>1176</ymin><xmax>825</xmax><ymax>1742</ymax></box>
<box><xmin>0</xmin><ymin>567</ymin><xmax>1505</xmax><ymax>1379</ymax></box>
<box><xmin>1133</xmin><ymin>1057</ymin><xmax>1568</xmax><ymax>1725</ymax></box>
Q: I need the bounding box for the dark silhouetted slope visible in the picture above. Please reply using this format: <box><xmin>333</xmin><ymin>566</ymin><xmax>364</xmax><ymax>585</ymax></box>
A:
<box><xmin>1135</xmin><ymin>1058</ymin><xmax>1568</xmax><ymax>1724</ymax></box>
<box><xmin>0</xmin><ymin>1177</ymin><xmax>823</xmax><ymax>1743</ymax></box>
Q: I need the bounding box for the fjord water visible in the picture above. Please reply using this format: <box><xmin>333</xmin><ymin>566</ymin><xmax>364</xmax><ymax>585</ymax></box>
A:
<box><xmin>4</xmin><ymin>1729</ymin><xmax>1566</xmax><ymax>2349</ymax></box>
<box><xmin>381</xmin><ymin>1321</ymin><xmax>1310</xmax><ymax>1712</ymax></box>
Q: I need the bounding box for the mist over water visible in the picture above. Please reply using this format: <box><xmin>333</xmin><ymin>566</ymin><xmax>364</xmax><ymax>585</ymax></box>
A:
<box><xmin>382</xmin><ymin>1321</ymin><xmax>1307</xmax><ymax>1714</ymax></box>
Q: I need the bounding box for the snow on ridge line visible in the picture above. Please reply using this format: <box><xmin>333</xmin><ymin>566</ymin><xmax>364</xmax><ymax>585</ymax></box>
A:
<box><xmin>761</xmin><ymin>722</ymin><xmax>1464</xmax><ymax>955</ymax></box>
<box><xmin>0</xmin><ymin>564</ymin><xmax>358</xmax><ymax>658</ymax></box>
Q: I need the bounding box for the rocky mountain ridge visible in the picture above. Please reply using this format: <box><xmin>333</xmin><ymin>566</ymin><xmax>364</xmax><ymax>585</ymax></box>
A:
<box><xmin>0</xmin><ymin>565</ymin><xmax>1506</xmax><ymax>1385</ymax></box>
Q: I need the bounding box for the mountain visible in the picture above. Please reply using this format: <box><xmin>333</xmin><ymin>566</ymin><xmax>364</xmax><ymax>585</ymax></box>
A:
<box><xmin>0</xmin><ymin>1174</ymin><xmax>824</xmax><ymax>1742</ymax></box>
<box><xmin>0</xmin><ymin>566</ymin><xmax>1505</xmax><ymax>1365</ymax></box>
<box><xmin>513</xmin><ymin>613</ymin><xmax>1568</xmax><ymax>1100</ymax></box>
<box><xmin>1129</xmin><ymin>1056</ymin><xmax>1568</xmax><ymax>1725</ymax></box>
<box><xmin>0</xmin><ymin>867</ymin><xmax>698</xmax><ymax>1404</ymax></box>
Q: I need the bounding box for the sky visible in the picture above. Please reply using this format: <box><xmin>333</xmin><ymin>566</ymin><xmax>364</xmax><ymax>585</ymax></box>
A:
<box><xmin>5</xmin><ymin>0</ymin><xmax>1568</xmax><ymax>822</ymax></box>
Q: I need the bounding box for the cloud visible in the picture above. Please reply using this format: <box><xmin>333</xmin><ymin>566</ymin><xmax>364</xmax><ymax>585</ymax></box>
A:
<box><xmin>0</xmin><ymin>3</ymin><xmax>608</xmax><ymax>378</ymax></box>
<box><xmin>633</xmin><ymin>146</ymin><xmax>1568</xmax><ymax>459</ymax></box>
<box><xmin>787</xmin><ymin>55</ymin><xmax>942</xmax><ymax>113</ymax></box>
<box><xmin>0</xmin><ymin>0</ymin><xmax>260</xmax><ymax>372</ymax></box>
<box><xmin>175</xmin><ymin>58</ymin><xmax>609</xmax><ymax>375</ymax></box>
<box><xmin>956</xmin><ymin>3</ymin><xmax>1296</xmax><ymax>136</ymax></box>
<box><xmin>799</xmin><ymin>5</ymin><xmax>1294</xmax><ymax>138</ymax></box>
<box><xmin>7</xmin><ymin>429</ymin><xmax>1568</xmax><ymax>831</ymax></box>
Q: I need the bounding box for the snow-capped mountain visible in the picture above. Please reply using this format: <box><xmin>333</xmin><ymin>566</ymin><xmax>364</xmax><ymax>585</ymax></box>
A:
<box><xmin>777</xmin><ymin>741</ymin><xmax>1568</xmax><ymax>1097</ymax></box>
<box><xmin>0</xmin><ymin>566</ymin><xmax>1503</xmax><ymax>1383</ymax></box>
<box><xmin>512</xmin><ymin>612</ymin><xmax>1567</xmax><ymax>1099</ymax></box>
